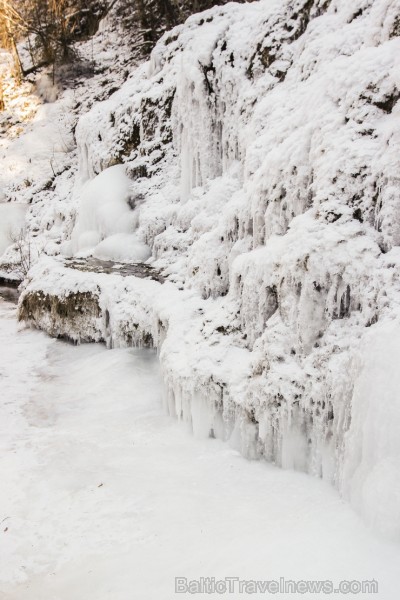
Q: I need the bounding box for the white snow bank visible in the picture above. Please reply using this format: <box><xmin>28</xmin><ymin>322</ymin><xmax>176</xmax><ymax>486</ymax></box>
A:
<box><xmin>71</xmin><ymin>165</ymin><xmax>150</xmax><ymax>262</ymax></box>
<box><xmin>0</xmin><ymin>203</ymin><xmax>27</xmax><ymax>259</ymax></box>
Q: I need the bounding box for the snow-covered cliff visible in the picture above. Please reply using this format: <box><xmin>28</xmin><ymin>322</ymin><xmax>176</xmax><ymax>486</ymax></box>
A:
<box><xmin>15</xmin><ymin>0</ymin><xmax>400</xmax><ymax>539</ymax></box>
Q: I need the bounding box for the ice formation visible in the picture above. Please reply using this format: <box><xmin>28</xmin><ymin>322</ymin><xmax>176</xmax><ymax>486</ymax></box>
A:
<box><xmin>12</xmin><ymin>0</ymin><xmax>400</xmax><ymax>538</ymax></box>
<box><xmin>69</xmin><ymin>164</ymin><xmax>151</xmax><ymax>261</ymax></box>
<box><xmin>0</xmin><ymin>203</ymin><xmax>27</xmax><ymax>259</ymax></box>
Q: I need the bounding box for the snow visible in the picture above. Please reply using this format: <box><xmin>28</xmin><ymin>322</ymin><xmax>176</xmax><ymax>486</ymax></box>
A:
<box><xmin>0</xmin><ymin>203</ymin><xmax>27</xmax><ymax>259</ymax></box>
<box><xmin>0</xmin><ymin>6</ymin><xmax>137</xmax><ymax>261</ymax></box>
<box><xmin>93</xmin><ymin>233</ymin><xmax>151</xmax><ymax>263</ymax></box>
<box><xmin>70</xmin><ymin>164</ymin><xmax>150</xmax><ymax>262</ymax></box>
<box><xmin>1</xmin><ymin>297</ymin><xmax>400</xmax><ymax>599</ymax></box>
<box><xmin>0</xmin><ymin>95</ymin><xmax>75</xmax><ymax>201</ymax></box>
<box><xmin>3</xmin><ymin>0</ymin><xmax>400</xmax><ymax>542</ymax></box>
<box><xmin>0</xmin><ymin>49</ymin><xmax>41</xmax><ymax>141</ymax></box>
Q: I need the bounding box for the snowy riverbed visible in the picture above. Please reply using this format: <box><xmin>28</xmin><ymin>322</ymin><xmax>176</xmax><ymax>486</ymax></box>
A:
<box><xmin>0</xmin><ymin>298</ymin><xmax>399</xmax><ymax>599</ymax></box>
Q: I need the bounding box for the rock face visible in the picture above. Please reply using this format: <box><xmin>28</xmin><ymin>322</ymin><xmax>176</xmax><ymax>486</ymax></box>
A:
<box><xmin>19</xmin><ymin>0</ymin><xmax>400</xmax><ymax>538</ymax></box>
<box><xmin>19</xmin><ymin>290</ymin><xmax>103</xmax><ymax>343</ymax></box>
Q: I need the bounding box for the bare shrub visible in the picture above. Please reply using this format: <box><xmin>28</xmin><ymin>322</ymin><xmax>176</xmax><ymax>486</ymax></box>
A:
<box><xmin>8</xmin><ymin>227</ymin><xmax>36</xmax><ymax>278</ymax></box>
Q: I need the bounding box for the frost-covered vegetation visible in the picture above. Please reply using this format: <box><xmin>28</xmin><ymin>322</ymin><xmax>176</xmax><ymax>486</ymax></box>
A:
<box><xmin>2</xmin><ymin>0</ymin><xmax>400</xmax><ymax>540</ymax></box>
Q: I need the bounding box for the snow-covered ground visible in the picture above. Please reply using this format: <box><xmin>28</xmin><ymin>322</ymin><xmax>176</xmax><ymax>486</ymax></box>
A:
<box><xmin>0</xmin><ymin>297</ymin><xmax>399</xmax><ymax>599</ymax></box>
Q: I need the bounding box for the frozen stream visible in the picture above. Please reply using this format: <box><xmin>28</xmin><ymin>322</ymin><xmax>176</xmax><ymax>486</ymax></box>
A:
<box><xmin>0</xmin><ymin>299</ymin><xmax>399</xmax><ymax>599</ymax></box>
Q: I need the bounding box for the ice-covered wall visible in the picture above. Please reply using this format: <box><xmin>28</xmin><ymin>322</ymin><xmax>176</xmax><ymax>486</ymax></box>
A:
<box><xmin>19</xmin><ymin>0</ymin><xmax>400</xmax><ymax>538</ymax></box>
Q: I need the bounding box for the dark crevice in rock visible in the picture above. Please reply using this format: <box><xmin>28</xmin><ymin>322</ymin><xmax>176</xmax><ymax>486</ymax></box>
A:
<box><xmin>199</xmin><ymin>61</ymin><xmax>216</xmax><ymax>96</ymax></box>
<box><xmin>389</xmin><ymin>15</ymin><xmax>400</xmax><ymax>38</ymax></box>
<box><xmin>374</xmin><ymin>91</ymin><xmax>400</xmax><ymax>114</ymax></box>
<box><xmin>348</xmin><ymin>8</ymin><xmax>363</xmax><ymax>23</ymax></box>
